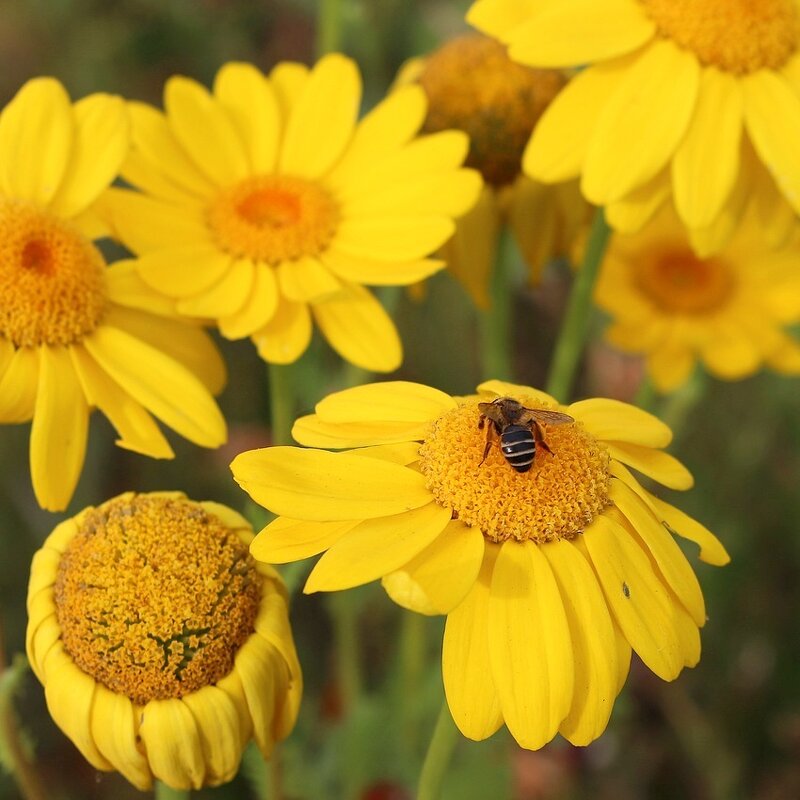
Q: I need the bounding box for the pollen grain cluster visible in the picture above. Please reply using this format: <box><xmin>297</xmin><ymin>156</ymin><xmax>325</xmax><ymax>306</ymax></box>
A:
<box><xmin>418</xmin><ymin>397</ymin><xmax>611</xmax><ymax>543</ymax></box>
<box><xmin>0</xmin><ymin>200</ymin><xmax>108</xmax><ymax>348</ymax></box>
<box><xmin>54</xmin><ymin>494</ymin><xmax>261</xmax><ymax>705</ymax></box>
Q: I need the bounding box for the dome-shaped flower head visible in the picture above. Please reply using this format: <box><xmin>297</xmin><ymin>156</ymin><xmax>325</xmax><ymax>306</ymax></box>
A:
<box><xmin>0</xmin><ymin>78</ymin><xmax>227</xmax><ymax>511</ymax></box>
<box><xmin>468</xmin><ymin>0</ymin><xmax>800</xmax><ymax>254</ymax></box>
<box><xmin>596</xmin><ymin>209</ymin><xmax>800</xmax><ymax>392</ymax></box>
<box><xmin>231</xmin><ymin>380</ymin><xmax>728</xmax><ymax>749</ymax></box>
<box><xmin>400</xmin><ymin>33</ymin><xmax>585</xmax><ymax>306</ymax></box>
<box><xmin>27</xmin><ymin>492</ymin><xmax>301</xmax><ymax>790</ymax></box>
<box><xmin>98</xmin><ymin>55</ymin><xmax>481</xmax><ymax>372</ymax></box>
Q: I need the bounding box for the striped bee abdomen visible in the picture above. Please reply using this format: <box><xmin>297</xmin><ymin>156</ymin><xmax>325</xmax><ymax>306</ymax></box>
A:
<box><xmin>500</xmin><ymin>424</ymin><xmax>536</xmax><ymax>473</ymax></box>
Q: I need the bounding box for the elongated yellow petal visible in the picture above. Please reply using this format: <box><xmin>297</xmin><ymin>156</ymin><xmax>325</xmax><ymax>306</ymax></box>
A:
<box><xmin>489</xmin><ymin>541</ymin><xmax>574</xmax><ymax>749</ymax></box>
<box><xmin>232</xmin><ymin>446</ymin><xmax>431</xmax><ymax>520</ymax></box>
<box><xmin>613</xmin><ymin>620</ymin><xmax>632</xmax><ymax>694</ymax></box>
<box><xmin>334</xmin><ymin>215</ymin><xmax>455</xmax><ymax>262</ymax></box>
<box><xmin>234</xmin><ymin>635</ymin><xmax>280</xmax><ymax>755</ymax></box>
<box><xmin>382</xmin><ymin>518</ymin><xmax>484</xmax><ymax>614</ymax></box>
<box><xmin>277</xmin><ymin>256</ymin><xmax>341</xmax><ymax>303</ymax></box>
<box><xmin>568</xmin><ymin>398</ymin><xmax>672</xmax><ymax>448</ymax></box>
<box><xmin>219</xmin><ymin>263</ymin><xmax>279</xmax><ymax>340</ymax></box>
<box><xmin>477</xmin><ymin>380</ymin><xmax>558</xmax><ymax>406</ymax></box>
<box><xmin>606</xmin><ymin>441</ymin><xmax>693</xmax><ymax>490</ymax></box>
<box><xmin>0</xmin><ymin>338</ymin><xmax>13</xmax><ymax>381</ymax></box>
<box><xmin>30</xmin><ymin>346</ymin><xmax>88</xmax><ymax>511</ymax></box>
<box><xmin>322</xmin><ymin>249</ymin><xmax>445</xmax><ymax>286</ymax></box>
<box><xmin>651</xmin><ymin>495</ymin><xmax>730</xmax><ymax>567</ymax></box>
<box><xmin>605</xmin><ymin>167</ymin><xmax>670</xmax><ymax>233</ymax></box>
<box><xmin>350</xmin><ymin>441</ymin><xmax>421</xmax><ymax>464</ymax></box>
<box><xmin>544</xmin><ymin>539</ymin><xmax>618</xmax><ymax>746</ymax></box>
<box><xmin>27</xmin><ymin>611</ymin><xmax>60</xmax><ymax>684</ymax></box>
<box><xmin>251</xmin><ymin>297</ymin><xmax>312</xmax><ymax>364</ymax></box>
<box><xmin>140</xmin><ymin>699</ymin><xmax>205</xmax><ymax>789</ymax></box>
<box><xmin>250</xmin><ymin>518</ymin><xmax>359</xmax><ymax>563</ymax></box>
<box><xmin>305</xmin><ymin>502</ymin><xmax>451</xmax><ymax>592</ymax></box>
<box><xmin>0</xmin><ymin>346</ymin><xmax>38</xmax><ymax>423</ymax></box>
<box><xmin>178</xmin><ymin>257</ymin><xmax>255</xmax><ymax>318</ymax></box>
<box><xmin>442</xmin><ymin>543</ymin><xmax>503</xmax><ymax>740</ymax></box>
<box><xmin>137</xmin><ymin>244</ymin><xmax>233</xmax><ymax>297</ymax></box>
<box><xmin>105</xmin><ymin>260</ymin><xmax>177</xmax><ymax>317</ymax></box>
<box><xmin>647</xmin><ymin>342</ymin><xmax>696</xmax><ymax>393</ymax></box>
<box><xmin>291</xmin><ymin>415</ymin><xmax>428</xmax><ymax>448</ymax></box>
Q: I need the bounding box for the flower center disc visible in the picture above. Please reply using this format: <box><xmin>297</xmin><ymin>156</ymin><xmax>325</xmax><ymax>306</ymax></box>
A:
<box><xmin>0</xmin><ymin>200</ymin><xmax>108</xmax><ymax>348</ymax></box>
<box><xmin>418</xmin><ymin>398</ymin><xmax>611</xmax><ymax>543</ymax></box>
<box><xmin>208</xmin><ymin>175</ymin><xmax>340</xmax><ymax>264</ymax></box>
<box><xmin>419</xmin><ymin>34</ymin><xmax>565</xmax><ymax>186</ymax></box>
<box><xmin>635</xmin><ymin>246</ymin><xmax>734</xmax><ymax>313</ymax></box>
<box><xmin>55</xmin><ymin>495</ymin><xmax>262</xmax><ymax>705</ymax></box>
<box><xmin>640</xmin><ymin>0</ymin><xmax>800</xmax><ymax>73</ymax></box>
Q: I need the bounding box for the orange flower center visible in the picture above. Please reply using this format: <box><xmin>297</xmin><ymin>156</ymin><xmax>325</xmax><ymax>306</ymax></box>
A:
<box><xmin>640</xmin><ymin>0</ymin><xmax>800</xmax><ymax>73</ymax></box>
<box><xmin>419</xmin><ymin>33</ymin><xmax>565</xmax><ymax>186</ymax></box>
<box><xmin>55</xmin><ymin>495</ymin><xmax>262</xmax><ymax>705</ymax></box>
<box><xmin>0</xmin><ymin>200</ymin><xmax>108</xmax><ymax>348</ymax></box>
<box><xmin>207</xmin><ymin>175</ymin><xmax>340</xmax><ymax>264</ymax></box>
<box><xmin>418</xmin><ymin>396</ymin><xmax>611</xmax><ymax>543</ymax></box>
<box><xmin>635</xmin><ymin>246</ymin><xmax>735</xmax><ymax>313</ymax></box>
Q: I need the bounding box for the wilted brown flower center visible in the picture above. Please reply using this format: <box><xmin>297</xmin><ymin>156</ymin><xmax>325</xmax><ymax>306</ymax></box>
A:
<box><xmin>418</xmin><ymin>396</ymin><xmax>611</xmax><ymax>543</ymax></box>
<box><xmin>55</xmin><ymin>495</ymin><xmax>261</xmax><ymax>705</ymax></box>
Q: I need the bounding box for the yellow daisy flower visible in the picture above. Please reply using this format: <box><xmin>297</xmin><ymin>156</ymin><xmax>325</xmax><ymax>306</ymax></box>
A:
<box><xmin>401</xmin><ymin>33</ymin><xmax>584</xmax><ymax>307</ymax></box>
<box><xmin>0</xmin><ymin>78</ymin><xmax>227</xmax><ymax>512</ymax></box>
<box><xmin>231</xmin><ymin>379</ymin><xmax>728</xmax><ymax>749</ymax></box>
<box><xmin>98</xmin><ymin>55</ymin><xmax>481</xmax><ymax>371</ymax></box>
<box><xmin>468</xmin><ymin>0</ymin><xmax>800</xmax><ymax>254</ymax></box>
<box><xmin>596</xmin><ymin>209</ymin><xmax>800</xmax><ymax>392</ymax></box>
<box><xmin>26</xmin><ymin>491</ymin><xmax>301</xmax><ymax>791</ymax></box>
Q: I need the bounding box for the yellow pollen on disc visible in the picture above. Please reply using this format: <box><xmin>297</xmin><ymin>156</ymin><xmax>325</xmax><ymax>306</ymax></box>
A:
<box><xmin>640</xmin><ymin>0</ymin><xmax>800</xmax><ymax>74</ymax></box>
<box><xmin>635</xmin><ymin>246</ymin><xmax>735</xmax><ymax>313</ymax></box>
<box><xmin>0</xmin><ymin>200</ymin><xmax>108</xmax><ymax>348</ymax></box>
<box><xmin>54</xmin><ymin>495</ymin><xmax>262</xmax><ymax>706</ymax></box>
<box><xmin>207</xmin><ymin>175</ymin><xmax>340</xmax><ymax>265</ymax></box>
<box><xmin>418</xmin><ymin>397</ymin><xmax>611</xmax><ymax>544</ymax></box>
<box><xmin>419</xmin><ymin>33</ymin><xmax>565</xmax><ymax>186</ymax></box>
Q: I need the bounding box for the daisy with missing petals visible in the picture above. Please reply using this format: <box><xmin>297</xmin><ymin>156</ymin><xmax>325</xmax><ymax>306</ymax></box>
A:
<box><xmin>232</xmin><ymin>380</ymin><xmax>729</xmax><ymax>750</ymax></box>
<box><xmin>400</xmin><ymin>33</ymin><xmax>585</xmax><ymax>307</ymax></box>
<box><xmin>27</xmin><ymin>492</ymin><xmax>301</xmax><ymax>791</ymax></box>
<box><xmin>99</xmin><ymin>55</ymin><xmax>481</xmax><ymax>371</ymax></box>
<box><xmin>469</xmin><ymin>0</ymin><xmax>800</xmax><ymax>254</ymax></box>
<box><xmin>596</xmin><ymin>210</ymin><xmax>800</xmax><ymax>392</ymax></box>
<box><xmin>0</xmin><ymin>78</ymin><xmax>226</xmax><ymax>511</ymax></box>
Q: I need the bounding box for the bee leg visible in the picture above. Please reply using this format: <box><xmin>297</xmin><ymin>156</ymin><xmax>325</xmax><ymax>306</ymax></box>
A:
<box><xmin>479</xmin><ymin>422</ymin><xmax>495</xmax><ymax>466</ymax></box>
<box><xmin>532</xmin><ymin>422</ymin><xmax>553</xmax><ymax>456</ymax></box>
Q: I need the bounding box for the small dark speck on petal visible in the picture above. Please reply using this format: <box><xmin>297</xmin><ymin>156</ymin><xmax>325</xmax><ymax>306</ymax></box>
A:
<box><xmin>622</xmin><ymin>582</ymin><xmax>630</xmax><ymax>598</ymax></box>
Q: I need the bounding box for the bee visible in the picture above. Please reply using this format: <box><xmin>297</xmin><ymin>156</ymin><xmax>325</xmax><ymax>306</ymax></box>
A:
<box><xmin>477</xmin><ymin>397</ymin><xmax>574</xmax><ymax>473</ymax></box>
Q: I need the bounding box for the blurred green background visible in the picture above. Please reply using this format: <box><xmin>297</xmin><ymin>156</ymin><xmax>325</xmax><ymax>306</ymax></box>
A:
<box><xmin>1</xmin><ymin>1</ymin><xmax>799</xmax><ymax>799</ymax></box>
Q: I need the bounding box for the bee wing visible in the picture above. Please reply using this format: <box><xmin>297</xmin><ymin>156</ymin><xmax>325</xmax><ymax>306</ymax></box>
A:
<box><xmin>527</xmin><ymin>409</ymin><xmax>574</xmax><ymax>426</ymax></box>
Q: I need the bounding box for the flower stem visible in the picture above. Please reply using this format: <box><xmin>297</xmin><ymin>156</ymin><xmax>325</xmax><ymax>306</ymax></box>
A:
<box><xmin>154</xmin><ymin>783</ymin><xmax>189</xmax><ymax>800</ymax></box>
<box><xmin>545</xmin><ymin>208</ymin><xmax>612</xmax><ymax>402</ymax></box>
<box><xmin>268</xmin><ymin>363</ymin><xmax>295</xmax><ymax>446</ymax></box>
<box><xmin>317</xmin><ymin>0</ymin><xmax>344</xmax><ymax>57</ymax></box>
<box><xmin>479</xmin><ymin>227</ymin><xmax>516</xmax><ymax>382</ymax></box>
<box><xmin>417</xmin><ymin>700</ymin><xmax>459</xmax><ymax>800</ymax></box>
<box><xmin>399</xmin><ymin>612</ymin><xmax>427</xmax><ymax>760</ymax></box>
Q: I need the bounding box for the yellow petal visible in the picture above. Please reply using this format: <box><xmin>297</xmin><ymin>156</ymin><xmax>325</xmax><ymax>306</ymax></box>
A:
<box><xmin>610</xmin><ymin>481</ymin><xmax>705</xmax><ymax>626</ymax></box>
<box><xmin>568</xmin><ymin>397</ymin><xmax>673</xmax><ymax>448</ymax></box>
<box><xmin>0</xmin><ymin>346</ymin><xmax>39</xmax><ymax>423</ymax></box>
<box><xmin>605</xmin><ymin>167</ymin><xmax>670</xmax><ymax>233</ymax></box>
<box><xmin>234</xmin><ymin>634</ymin><xmax>280</xmax><ymax>755</ymax></box>
<box><xmin>178</xmin><ymin>257</ymin><xmax>255</xmax><ymax>318</ymax></box>
<box><xmin>219</xmin><ymin>263</ymin><xmax>279</xmax><ymax>340</ymax></box>
<box><xmin>165</xmin><ymin>75</ymin><xmax>249</xmax><ymax>186</ymax></box>
<box><xmin>508</xmin><ymin>0</ymin><xmax>655</xmax><ymax>67</ymax></box>
<box><xmin>334</xmin><ymin>215</ymin><xmax>455</xmax><ymax>262</ymax></box>
<box><xmin>582</xmin><ymin>40</ymin><xmax>700</xmax><ymax>204</ymax></box>
<box><xmin>213</xmin><ymin>62</ymin><xmax>281</xmax><ymax>174</ymax></box>
<box><xmin>700</xmin><ymin>320</ymin><xmax>761</xmax><ymax>379</ymax></box>
<box><xmin>467</xmin><ymin>0</ymin><xmax>535</xmax><ymax>40</ymax></box>
<box><xmin>350</xmin><ymin>441</ymin><xmax>421</xmax><ymax>464</ymax></box>
<box><xmin>137</xmin><ymin>243</ymin><xmax>232</xmax><ymax>297</ymax></box>
<box><xmin>277</xmin><ymin>256</ymin><xmax>341</xmax><ymax>303</ymax></box>
<box><xmin>105</xmin><ymin>260</ymin><xmax>177</xmax><ymax>317</ymax></box>
<box><xmin>0</xmin><ymin>337</ymin><xmax>13</xmax><ymax>380</ymax></box>
<box><xmin>647</xmin><ymin>343</ymin><xmax>696</xmax><ymax>393</ymax></box>
<box><xmin>743</xmin><ymin>70</ymin><xmax>800</xmax><ymax>215</ymax></box>
<box><xmin>140</xmin><ymin>699</ymin><xmax>205</xmax><ymax>790</ymax></box>
<box><xmin>606</xmin><ymin>441</ymin><xmax>694</xmax><ymax>490</ymax></box>
<box><xmin>477</xmin><ymin>380</ymin><xmax>558</xmax><ymax>407</ymax></box>
<box><xmin>122</xmin><ymin>149</ymin><xmax>203</xmax><ymax>205</ymax></box>
<box><xmin>279</xmin><ymin>53</ymin><xmax>361</xmax><ymax>179</ymax></box>
<box><xmin>314</xmin><ymin>380</ymin><xmax>455</xmax><ymax>423</ymax></box>
<box><xmin>269</xmin><ymin>62</ymin><xmax>309</xmax><ymax>114</ymax></box>
<box><xmin>231</xmin><ymin>446</ymin><xmax>431</xmax><ymax>520</ymax></box>
<box><xmin>83</xmin><ymin>325</ymin><xmax>226</xmax><ymax>448</ymax></box>
<box><xmin>252</xmin><ymin>297</ymin><xmax>312</xmax><ymax>365</ymax></box>
<box><xmin>322</xmin><ymin>248</ymin><xmax>445</xmax><ymax>286</ymax></box>
<box><xmin>49</xmin><ymin>93</ymin><xmax>130</xmax><ymax>218</ymax></box>
<box><xmin>382</xmin><ymin>518</ymin><xmax>484</xmax><ymax>615</ymax></box>
<box><xmin>0</xmin><ymin>77</ymin><xmax>73</xmax><ymax>205</ymax></box>
<box><xmin>30</xmin><ymin>346</ymin><xmax>88</xmax><ymax>511</ymax></box>
<box><xmin>544</xmin><ymin>539</ymin><xmax>618</xmax><ymax>746</ymax></box>
<box><xmin>304</xmin><ymin>501</ymin><xmax>451</xmax><ymax>592</ymax></box>
<box><xmin>489</xmin><ymin>541</ymin><xmax>574</xmax><ymax>749</ymax></box>
<box><xmin>291</xmin><ymin>415</ymin><xmax>428</xmax><ymax>449</ymax></box>
<box><xmin>583</xmin><ymin>514</ymin><xmax>685</xmax><ymax>681</ymax></box>
<box><xmin>250</xmin><ymin>517</ymin><xmax>359</xmax><ymax>563</ymax></box>
<box><xmin>673</xmin><ymin>68</ymin><xmax>743</xmax><ymax>229</ymax></box>
<box><xmin>27</xmin><ymin>609</ymin><xmax>60</xmax><ymax>684</ymax></box>
<box><xmin>613</xmin><ymin>620</ymin><xmax>632</xmax><ymax>694</ymax></box>
<box><xmin>312</xmin><ymin>283</ymin><xmax>402</xmax><ymax>373</ymax></box>
<box><xmin>442</xmin><ymin>543</ymin><xmax>503</xmax><ymax>740</ymax></box>
<box><xmin>91</xmin><ymin>685</ymin><xmax>152</xmax><ymax>790</ymax></box>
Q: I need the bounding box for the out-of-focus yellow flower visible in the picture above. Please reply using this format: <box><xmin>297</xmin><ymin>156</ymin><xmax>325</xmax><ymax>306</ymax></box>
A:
<box><xmin>0</xmin><ymin>78</ymin><xmax>226</xmax><ymax>511</ymax></box>
<box><xmin>400</xmin><ymin>34</ymin><xmax>584</xmax><ymax>307</ymax></box>
<box><xmin>27</xmin><ymin>492</ymin><xmax>301</xmax><ymax>791</ymax></box>
<box><xmin>469</xmin><ymin>0</ymin><xmax>800</xmax><ymax>254</ymax></box>
<box><xmin>596</xmin><ymin>209</ymin><xmax>800</xmax><ymax>392</ymax></box>
<box><xmin>231</xmin><ymin>379</ymin><xmax>728</xmax><ymax>750</ymax></box>
<box><xmin>99</xmin><ymin>55</ymin><xmax>481</xmax><ymax>371</ymax></box>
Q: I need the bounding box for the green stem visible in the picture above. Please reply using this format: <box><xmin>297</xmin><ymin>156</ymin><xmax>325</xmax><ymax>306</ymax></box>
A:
<box><xmin>634</xmin><ymin>374</ymin><xmax>658</xmax><ymax>413</ymax></box>
<box><xmin>545</xmin><ymin>208</ymin><xmax>612</xmax><ymax>402</ymax></box>
<box><xmin>154</xmin><ymin>782</ymin><xmax>189</xmax><ymax>800</ymax></box>
<box><xmin>479</xmin><ymin>227</ymin><xmax>515</xmax><ymax>382</ymax></box>
<box><xmin>417</xmin><ymin>701</ymin><xmax>459</xmax><ymax>800</ymax></box>
<box><xmin>317</xmin><ymin>0</ymin><xmax>344</xmax><ymax>57</ymax></box>
<box><xmin>268</xmin><ymin>363</ymin><xmax>295</xmax><ymax>446</ymax></box>
<box><xmin>399</xmin><ymin>613</ymin><xmax>426</xmax><ymax>760</ymax></box>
